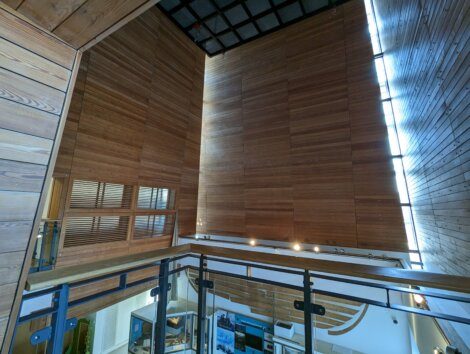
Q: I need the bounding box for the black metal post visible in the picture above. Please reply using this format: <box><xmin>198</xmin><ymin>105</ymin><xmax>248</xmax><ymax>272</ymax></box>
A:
<box><xmin>47</xmin><ymin>284</ymin><xmax>69</xmax><ymax>354</ymax></box>
<box><xmin>154</xmin><ymin>258</ymin><xmax>170</xmax><ymax>354</ymax></box>
<box><xmin>196</xmin><ymin>255</ymin><xmax>207</xmax><ymax>354</ymax></box>
<box><xmin>303</xmin><ymin>270</ymin><xmax>313</xmax><ymax>354</ymax></box>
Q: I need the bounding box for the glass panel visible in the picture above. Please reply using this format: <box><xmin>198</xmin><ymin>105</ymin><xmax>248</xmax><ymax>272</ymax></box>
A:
<box><xmin>311</xmin><ymin>283</ymin><xmax>469</xmax><ymax>354</ymax></box>
<box><xmin>206</xmin><ymin>272</ymin><xmax>278</xmax><ymax>354</ymax></box>
<box><xmin>392</xmin><ymin>158</ymin><xmax>410</xmax><ymax>204</ymax></box>
<box><xmin>138</xmin><ymin>186</ymin><xmax>176</xmax><ymax>210</ymax></box>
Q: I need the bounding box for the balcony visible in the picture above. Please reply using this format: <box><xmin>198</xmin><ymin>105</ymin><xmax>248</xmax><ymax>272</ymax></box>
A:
<box><xmin>30</xmin><ymin>220</ymin><xmax>60</xmax><ymax>273</ymax></box>
<box><xmin>11</xmin><ymin>244</ymin><xmax>470</xmax><ymax>354</ymax></box>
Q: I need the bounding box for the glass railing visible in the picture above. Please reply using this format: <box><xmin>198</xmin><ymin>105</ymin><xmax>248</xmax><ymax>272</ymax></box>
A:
<box><xmin>10</xmin><ymin>248</ymin><xmax>470</xmax><ymax>354</ymax></box>
<box><xmin>30</xmin><ymin>220</ymin><xmax>60</xmax><ymax>273</ymax></box>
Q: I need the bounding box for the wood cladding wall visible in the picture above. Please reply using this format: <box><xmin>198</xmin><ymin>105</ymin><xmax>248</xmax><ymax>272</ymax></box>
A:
<box><xmin>53</xmin><ymin>8</ymin><xmax>204</xmax><ymax>267</ymax></box>
<box><xmin>197</xmin><ymin>0</ymin><xmax>408</xmax><ymax>252</ymax></box>
<box><xmin>0</xmin><ymin>4</ymin><xmax>79</xmax><ymax>351</ymax></box>
<box><xmin>1</xmin><ymin>0</ymin><xmax>160</xmax><ymax>50</ymax></box>
<box><xmin>373</xmin><ymin>0</ymin><xmax>469</xmax><ymax>275</ymax></box>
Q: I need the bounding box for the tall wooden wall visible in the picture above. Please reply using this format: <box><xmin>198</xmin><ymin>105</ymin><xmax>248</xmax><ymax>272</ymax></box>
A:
<box><xmin>373</xmin><ymin>0</ymin><xmax>469</xmax><ymax>275</ymax></box>
<box><xmin>0</xmin><ymin>5</ymin><xmax>80</xmax><ymax>350</ymax></box>
<box><xmin>198</xmin><ymin>0</ymin><xmax>408</xmax><ymax>252</ymax></box>
<box><xmin>53</xmin><ymin>7</ymin><xmax>205</xmax><ymax>267</ymax></box>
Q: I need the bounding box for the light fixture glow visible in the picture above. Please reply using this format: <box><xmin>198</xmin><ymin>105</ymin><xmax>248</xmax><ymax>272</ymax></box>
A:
<box><xmin>293</xmin><ymin>243</ymin><xmax>301</xmax><ymax>251</ymax></box>
<box><xmin>195</xmin><ymin>235</ymin><xmax>199</xmax><ymax>240</ymax></box>
<box><xmin>37</xmin><ymin>234</ymin><xmax>42</xmax><ymax>239</ymax></box>
<box><xmin>313</xmin><ymin>246</ymin><xmax>320</xmax><ymax>253</ymax></box>
<box><xmin>249</xmin><ymin>239</ymin><xmax>256</xmax><ymax>246</ymax></box>
<box><xmin>413</xmin><ymin>294</ymin><xmax>425</xmax><ymax>305</ymax></box>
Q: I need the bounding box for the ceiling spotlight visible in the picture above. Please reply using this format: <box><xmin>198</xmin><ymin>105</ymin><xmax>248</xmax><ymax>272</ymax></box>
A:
<box><xmin>293</xmin><ymin>243</ymin><xmax>301</xmax><ymax>251</ymax></box>
<box><xmin>313</xmin><ymin>246</ymin><xmax>320</xmax><ymax>253</ymax></box>
<box><xmin>249</xmin><ymin>239</ymin><xmax>256</xmax><ymax>246</ymax></box>
<box><xmin>413</xmin><ymin>294</ymin><xmax>425</xmax><ymax>305</ymax></box>
<box><xmin>37</xmin><ymin>234</ymin><xmax>42</xmax><ymax>239</ymax></box>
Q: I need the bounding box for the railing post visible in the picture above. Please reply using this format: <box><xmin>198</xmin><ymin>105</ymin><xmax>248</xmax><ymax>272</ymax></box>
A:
<box><xmin>154</xmin><ymin>258</ymin><xmax>170</xmax><ymax>354</ymax></box>
<box><xmin>303</xmin><ymin>270</ymin><xmax>313</xmax><ymax>354</ymax></box>
<box><xmin>47</xmin><ymin>284</ymin><xmax>69</xmax><ymax>354</ymax></box>
<box><xmin>38</xmin><ymin>222</ymin><xmax>47</xmax><ymax>271</ymax></box>
<box><xmin>50</xmin><ymin>221</ymin><xmax>59</xmax><ymax>265</ymax></box>
<box><xmin>196</xmin><ymin>254</ymin><xmax>207</xmax><ymax>354</ymax></box>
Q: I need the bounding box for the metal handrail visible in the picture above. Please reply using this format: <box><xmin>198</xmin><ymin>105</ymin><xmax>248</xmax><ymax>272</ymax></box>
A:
<box><xmin>14</xmin><ymin>244</ymin><xmax>470</xmax><ymax>354</ymax></box>
<box><xmin>26</xmin><ymin>244</ymin><xmax>470</xmax><ymax>293</ymax></box>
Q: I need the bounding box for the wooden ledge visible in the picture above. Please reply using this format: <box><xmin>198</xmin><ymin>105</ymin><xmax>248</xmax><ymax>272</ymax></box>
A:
<box><xmin>26</xmin><ymin>244</ymin><xmax>191</xmax><ymax>291</ymax></box>
<box><xmin>26</xmin><ymin>243</ymin><xmax>470</xmax><ymax>294</ymax></box>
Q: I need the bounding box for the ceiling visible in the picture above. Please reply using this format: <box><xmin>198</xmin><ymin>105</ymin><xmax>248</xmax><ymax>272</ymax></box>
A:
<box><xmin>157</xmin><ymin>0</ymin><xmax>349</xmax><ymax>56</ymax></box>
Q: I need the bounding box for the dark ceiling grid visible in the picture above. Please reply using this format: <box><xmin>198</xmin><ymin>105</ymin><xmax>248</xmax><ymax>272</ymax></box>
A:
<box><xmin>157</xmin><ymin>0</ymin><xmax>352</xmax><ymax>57</ymax></box>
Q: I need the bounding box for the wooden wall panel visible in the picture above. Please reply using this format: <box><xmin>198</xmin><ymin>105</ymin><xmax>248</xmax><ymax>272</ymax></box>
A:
<box><xmin>198</xmin><ymin>0</ymin><xmax>407</xmax><ymax>251</ymax></box>
<box><xmin>1</xmin><ymin>0</ymin><xmax>159</xmax><ymax>50</ymax></box>
<box><xmin>53</xmin><ymin>8</ymin><xmax>204</xmax><ymax>268</ymax></box>
<box><xmin>242</xmin><ymin>33</ymin><xmax>293</xmax><ymax>240</ymax></box>
<box><xmin>201</xmin><ymin>50</ymin><xmax>246</xmax><ymax>236</ymax></box>
<box><xmin>0</xmin><ymin>5</ymin><xmax>79</xmax><ymax>351</ymax></box>
<box><xmin>373</xmin><ymin>0</ymin><xmax>470</xmax><ymax>275</ymax></box>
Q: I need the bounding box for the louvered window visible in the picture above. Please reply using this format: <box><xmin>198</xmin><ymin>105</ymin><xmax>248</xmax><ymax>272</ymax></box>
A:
<box><xmin>133</xmin><ymin>214</ymin><xmax>175</xmax><ymax>240</ymax></box>
<box><xmin>63</xmin><ymin>216</ymin><xmax>129</xmax><ymax>247</ymax></box>
<box><xmin>137</xmin><ymin>187</ymin><xmax>175</xmax><ymax>210</ymax></box>
<box><xmin>63</xmin><ymin>179</ymin><xmax>177</xmax><ymax>247</ymax></box>
<box><xmin>70</xmin><ymin>180</ymin><xmax>132</xmax><ymax>209</ymax></box>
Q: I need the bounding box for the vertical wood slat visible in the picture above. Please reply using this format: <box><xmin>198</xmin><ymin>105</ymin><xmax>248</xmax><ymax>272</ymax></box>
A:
<box><xmin>0</xmin><ymin>4</ymin><xmax>80</xmax><ymax>350</ymax></box>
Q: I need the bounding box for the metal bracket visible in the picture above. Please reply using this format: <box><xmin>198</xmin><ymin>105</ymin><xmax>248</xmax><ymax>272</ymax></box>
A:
<box><xmin>294</xmin><ymin>300</ymin><xmax>326</xmax><ymax>316</ymax></box>
<box><xmin>195</xmin><ymin>278</ymin><xmax>214</xmax><ymax>289</ymax></box>
<box><xmin>30</xmin><ymin>318</ymin><xmax>77</xmax><ymax>345</ymax></box>
<box><xmin>150</xmin><ymin>283</ymin><xmax>172</xmax><ymax>297</ymax></box>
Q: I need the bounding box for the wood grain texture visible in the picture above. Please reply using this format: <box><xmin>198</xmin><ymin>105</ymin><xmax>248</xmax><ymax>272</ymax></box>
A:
<box><xmin>0</xmin><ymin>128</ymin><xmax>53</xmax><ymax>165</ymax></box>
<box><xmin>0</xmin><ymin>68</ymin><xmax>65</xmax><ymax>115</ymax></box>
<box><xmin>373</xmin><ymin>0</ymin><xmax>470</xmax><ymax>275</ymax></box>
<box><xmin>15</xmin><ymin>0</ymin><xmax>87</xmax><ymax>31</ymax></box>
<box><xmin>52</xmin><ymin>8</ymin><xmax>204</xmax><ymax>267</ymax></box>
<box><xmin>0</xmin><ymin>98</ymin><xmax>59</xmax><ymax>139</ymax></box>
<box><xmin>53</xmin><ymin>0</ymin><xmax>148</xmax><ymax>48</ymax></box>
<box><xmin>0</xmin><ymin>7</ymin><xmax>78</xmax><ymax>351</ymax></box>
<box><xmin>198</xmin><ymin>0</ymin><xmax>407</xmax><ymax>251</ymax></box>
<box><xmin>0</xmin><ymin>37</ymin><xmax>70</xmax><ymax>91</ymax></box>
<box><xmin>0</xmin><ymin>6</ymin><xmax>75</xmax><ymax>69</ymax></box>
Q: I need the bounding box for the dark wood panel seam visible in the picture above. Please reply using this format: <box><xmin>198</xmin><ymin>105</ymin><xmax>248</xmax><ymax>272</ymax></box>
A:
<box><xmin>0</xmin><ymin>123</ymin><xmax>56</xmax><ymax>143</ymax></box>
<box><xmin>0</xmin><ymin>65</ymin><xmax>68</xmax><ymax>93</ymax></box>
<box><xmin>0</xmin><ymin>34</ymin><xmax>73</xmax><ymax>72</ymax></box>
<box><xmin>50</xmin><ymin>0</ymin><xmax>90</xmax><ymax>33</ymax></box>
<box><xmin>0</xmin><ymin>96</ymin><xmax>61</xmax><ymax>118</ymax></box>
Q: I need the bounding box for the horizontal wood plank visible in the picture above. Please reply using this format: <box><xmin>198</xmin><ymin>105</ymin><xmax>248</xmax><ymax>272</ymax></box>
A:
<box><xmin>0</xmin><ymin>7</ymin><xmax>75</xmax><ymax>69</ymax></box>
<box><xmin>0</xmin><ymin>128</ymin><xmax>53</xmax><ymax>165</ymax></box>
<box><xmin>0</xmin><ymin>37</ymin><xmax>70</xmax><ymax>91</ymax></box>
<box><xmin>0</xmin><ymin>68</ymin><xmax>65</xmax><ymax>114</ymax></box>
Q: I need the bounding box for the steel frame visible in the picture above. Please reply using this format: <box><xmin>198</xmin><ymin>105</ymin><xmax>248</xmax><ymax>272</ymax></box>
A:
<box><xmin>157</xmin><ymin>0</ymin><xmax>354</xmax><ymax>57</ymax></box>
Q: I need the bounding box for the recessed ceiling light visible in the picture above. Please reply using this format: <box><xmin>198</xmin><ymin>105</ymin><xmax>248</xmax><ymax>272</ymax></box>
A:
<box><xmin>293</xmin><ymin>243</ymin><xmax>301</xmax><ymax>251</ymax></box>
<box><xmin>249</xmin><ymin>239</ymin><xmax>256</xmax><ymax>246</ymax></box>
<box><xmin>413</xmin><ymin>294</ymin><xmax>425</xmax><ymax>305</ymax></box>
<box><xmin>313</xmin><ymin>246</ymin><xmax>320</xmax><ymax>253</ymax></box>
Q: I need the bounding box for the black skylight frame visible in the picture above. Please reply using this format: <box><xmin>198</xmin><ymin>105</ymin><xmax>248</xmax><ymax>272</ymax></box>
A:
<box><xmin>157</xmin><ymin>0</ymin><xmax>352</xmax><ymax>57</ymax></box>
